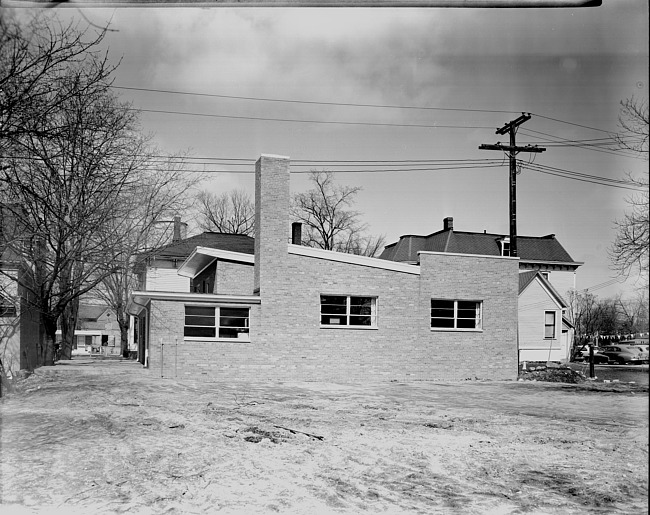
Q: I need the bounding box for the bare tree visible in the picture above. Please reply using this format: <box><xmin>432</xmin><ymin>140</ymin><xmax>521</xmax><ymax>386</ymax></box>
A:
<box><xmin>195</xmin><ymin>189</ymin><xmax>255</xmax><ymax>235</ymax></box>
<box><xmin>0</xmin><ymin>12</ymin><xmax>109</xmax><ymax>151</ymax></box>
<box><xmin>0</xmin><ymin>13</ymin><xmax>148</xmax><ymax>365</ymax></box>
<box><xmin>610</xmin><ymin>98</ymin><xmax>649</xmax><ymax>284</ymax></box>
<box><xmin>90</xmin><ymin>151</ymin><xmax>199</xmax><ymax>357</ymax></box>
<box><xmin>291</xmin><ymin>170</ymin><xmax>385</xmax><ymax>257</ymax></box>
<box><xmin>615</xmin><ymin>97</ymin><xmax>649</xmax><ymax>154</ymax></box>
<box><xmin>615</xmin><ymin>292</ymin><xmax>649</xmax><ymax>335</ymax></box>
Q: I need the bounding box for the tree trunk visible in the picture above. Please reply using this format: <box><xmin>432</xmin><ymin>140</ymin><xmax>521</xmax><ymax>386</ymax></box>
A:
<box><xmin>119</xmin><ymin>317</ymin><xmax>130</xmax><ymax>358</ymax></box>
<box><xmin>42</xmin><ymin>314</ymin><xmax>58</xmax><ymax>366</ymax></box>
<box><xmin>60</xmin><ymin>297</ymin><xmax>79</xmax><ymax>360</ymax></box>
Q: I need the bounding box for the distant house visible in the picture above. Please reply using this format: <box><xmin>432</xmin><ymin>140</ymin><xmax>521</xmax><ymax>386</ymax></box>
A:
<box><xmin>128</xmin><ymin>155</ymin><xmax>520</xmax><ymax>382</ymax></box>
<box><xmin>518</xmin><ymin>271</ymin><xmax>574</xmax><ymax>362</ymax></box>
<box><xmin>379</xmin><ymin>217</ymin><xmax>583</xmax><ymax>363</ymax></box>
<box><xmin>134</xmin><ymin>231</ymin><xmax>254</xmax><ymax>293</ymax></box>
<box><xmin>63</xmin><ymin>304</ymin><xmax>123</xmax><ymax>357</ymax></box>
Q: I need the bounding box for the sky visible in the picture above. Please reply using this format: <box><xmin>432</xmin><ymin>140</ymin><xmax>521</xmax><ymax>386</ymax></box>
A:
<box><xmin>24</xmin><ymin>1</ymin><xmax>650</xmax><ymax>299</ymax></box>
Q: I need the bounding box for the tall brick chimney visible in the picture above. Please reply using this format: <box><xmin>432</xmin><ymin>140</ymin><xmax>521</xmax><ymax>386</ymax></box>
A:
<box><xmin>443</xmin><ymin>217</ymin><xmax>454</xmax><ymax>231</ymax></box>
<box><xmin>254</xmin><ymin>154</ymin><xmax>291</xmax><ymax>295</ymax></box>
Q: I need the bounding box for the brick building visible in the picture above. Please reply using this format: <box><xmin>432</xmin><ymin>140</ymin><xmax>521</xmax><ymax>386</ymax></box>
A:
<box><xmin>128</xmin><ymin>155</ymin><xmax>520</xmax><ymax>382</ymax></box>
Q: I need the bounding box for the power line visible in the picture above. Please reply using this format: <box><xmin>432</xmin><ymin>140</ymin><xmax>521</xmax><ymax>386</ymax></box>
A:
<box><xmin>143</xmin><ymin>157</ymin><xmax>506</xmax><ymax>168</ymax></box>
<box><xmin>140</xmin><ymin>164</ymin><xmax>509</xmax><ymax>174</ymax></box>
<box><xmin>134</xmin><ymin>107</ymin><xmax>494</xmax><ymax>130</ymax></box>
<box><xmin>528</xmin><ymin>112</ymin><xmax>614</xmax><ymax>134</ymax></box>
<box><xmin>519</xmin><ymin>129</ymin><xmax>642</xmax><ymax>159</ymax></box>
<box><xmin>521</xmin><ymin>162</ymin><xmax>644</xmax><ymax>191</ymax></box>
<box><xmin>7</xmin><ymin>153</ymin><xmax>639</xmax><ymax>189</ymax></box>
<box><xmin>114</xmin><ymin>85</ymin><xmax>633</xmax><ymax>141</ymax></box>
<box><xmin>112</xmin><ymin>85</ymin><xmax>520</xmax><ymax>115</ymax></box>
<box><xmin>580</xmin><ymin>278</ymin><xmax>624</xmax><ymax>293</ymax></box>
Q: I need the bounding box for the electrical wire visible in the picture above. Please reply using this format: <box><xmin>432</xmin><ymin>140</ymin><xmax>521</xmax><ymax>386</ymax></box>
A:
<box><xmin>133</xmin><ymin>107</ymin><xmax>494</xmax><ymax>130</ymax></box>
<box><xmin>528</xmin><ymin>112</ymin><xmax>614</xmax><ymax>134</ymax></box>
<box><xmin>519</xmin><ymin>129</ymin><xmax>642</xmax><ymax>160</ymax></box>
<box><xmin>520</xmin><ymin>162</ymin><xmax>644</xmax><ymax>191</ymax></box>
<box><xmin>112</xmin><ymin>85</ymin><xmax>521</xmax><ymax>115</ymax></box>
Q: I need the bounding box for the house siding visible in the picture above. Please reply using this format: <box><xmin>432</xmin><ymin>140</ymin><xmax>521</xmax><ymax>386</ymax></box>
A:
<box><xmin>518</xmin><ymin>279</ymin><xmax>563</xmax><ymax>362</ymax></box>
<box><xmin>147</xmin><ymin>268</ymin><xmax>190</xmax><ymax>292</ymax></box>
<box><xmin>0</xmin><ymin>272</ymin><xmax>21</xmax><ymax>374</ymax></box>
<box><xmin>0</xmin><ymin>268</ymin><xmax>40</xmax><ymax>374</ymax></box>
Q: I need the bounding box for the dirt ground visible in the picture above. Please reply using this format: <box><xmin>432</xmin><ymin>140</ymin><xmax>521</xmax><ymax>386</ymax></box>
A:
<box><xmin>1</xmin><ymin>359</ymin><xmax>648</xmax><ymax>515</ymax></box>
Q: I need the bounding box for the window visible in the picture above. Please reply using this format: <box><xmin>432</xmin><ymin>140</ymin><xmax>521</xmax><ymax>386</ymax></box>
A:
<box><xmin>184</xmin><ymin>305</ymin><xmax>250</xmax><ymax>340</ymax></box>
<box><xmin>0</xmin><ymin>295</ymin><xmax>16</xmax><ymax>317</ymax></box>
<box><xmin>320</xmin><ymin>295</ymin><xmax>377</xmax><ymax>327</ymax></box>
<box><xmin>431</xmin><ymin>300</ymin><xmax>482</xmax><ymax>330</ymax></box>
<box><xmin>544</xmin><ymin>311</ymin><xmax>556</xmax><ymax>339</ymax></box>
<box><xmin>498</xmin><ymin>238</ymin><xmax>511</xmax><ymax>256</ymax></box>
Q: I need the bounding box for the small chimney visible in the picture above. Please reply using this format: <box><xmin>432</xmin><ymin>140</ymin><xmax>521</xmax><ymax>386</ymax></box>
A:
<box><xmin>443</xmin><ymin>217</ymin><xmax>454</xmax><ymax>231</ymax></box>
<box><xmin>291</xmin><ymin>222</ymin><xmax>302</xmax><ymax>245</ymax></box>
<box><xmin>172</xmin><ymin>216</ymin><xmax>182</xmax><ymax>242</ymax></box>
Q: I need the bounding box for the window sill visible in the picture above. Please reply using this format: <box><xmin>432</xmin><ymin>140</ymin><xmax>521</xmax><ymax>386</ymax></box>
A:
<box><xmin>430</xmin><ymin>328</ymin><xmax>483</xmax><ymax>333</ymax></box>
<box><xmin>320</xmin><ymin>325</ymin><xmax>378</xmax><ymax>330</ymax></box>
<box><xmin>184</xmin><ymin>337</ymin><xmax>250</xmax><ymax>343</ymax></box>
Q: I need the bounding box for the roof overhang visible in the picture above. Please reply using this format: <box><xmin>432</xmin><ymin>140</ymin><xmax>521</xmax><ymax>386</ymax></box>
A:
<box><xmin>519</xmin><ymin>259</ymin><xmax>583</xmax><ymax>269</ymax></box>
<box><xmin>419</xmin><ymin>250</ymin><xmax>519</xmax><ymax>261</ymax></box>
<box><xmin>177</xmin><ymin>246</ymin><xmax>254</xmax><ymax>278</ymax></box>
<box><xmin>289</xmin><ymin>244</ymin><xmax>421</xmax><ymax>275</ymax></box>
<box><xmin>127</xmin><ymin>290</ymin><xmax>260</xmax><ymax>316</ymax></box>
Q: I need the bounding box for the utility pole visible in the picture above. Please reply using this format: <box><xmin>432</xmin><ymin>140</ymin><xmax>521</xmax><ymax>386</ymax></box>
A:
<box><xmin>479</xmin><ymin>113</ymin><xmax>546</xmax><ymax>258</ymax></box>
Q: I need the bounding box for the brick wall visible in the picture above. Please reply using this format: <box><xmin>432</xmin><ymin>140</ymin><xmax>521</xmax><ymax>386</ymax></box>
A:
<box><xmin>215</xmin><ymin>261</ymin><xmax>254</xmax><ymax>295</ymax></box>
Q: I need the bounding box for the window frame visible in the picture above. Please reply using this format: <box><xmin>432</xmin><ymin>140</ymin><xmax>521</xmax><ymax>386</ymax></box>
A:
<box><xmin>499</xmin><ymin>238</ymin><xmax>511</xmax><ymax>257</ymax></box>
<box><xmin>184</xmin><ymin>304</ymin><xmax>250</xmax><ymax>341</ymax></box>
<box><xmin>0</xmin><ymin>295</ymin><xmax>17</xmax><ymax>318</ymax></box>
<box><xmin>430</xmin><ymin>299</ymin><xmax>483</xmax><ymax>332</ymax></box>
<box><xmin>320</xmin><ymin>294</ymin><xmax>378</xmax><ymax>329</ymax></box>
<box><xmin>544</xmin><ymin>310</ymin><xmax>557</xmax><ymax>339</ymax></box>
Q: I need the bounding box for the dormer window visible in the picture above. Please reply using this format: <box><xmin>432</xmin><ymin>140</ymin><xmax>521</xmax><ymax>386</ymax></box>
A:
<box><xmin>499</xmin><ymin>238</ymin><xmax>511</xmax><ymax>257</ymax></box>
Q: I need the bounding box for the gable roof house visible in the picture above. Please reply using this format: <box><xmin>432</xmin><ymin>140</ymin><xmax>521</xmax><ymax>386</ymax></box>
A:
<box><xmin>128</xmin><ymin>155</ymin><xmax>520</xmax><ymax>382</ymax></box>
<box><xmin>59</xmin><ymin>304</ymin><xmax>123</xmax><ymax>357</ymax></box>
<box><xmin>518</xmin><ymin>271</ymin><xmax>575</xmax><ymax>363</ymax></box>
<box><xmin>134</xmin><ymin>231</ymin><xmax>255</xmax><ymax>293</ymax></box>
<box><xmin>379</xmin><ymin>217</ymin><xmax>583</xmax><ymax>363</ymax></box>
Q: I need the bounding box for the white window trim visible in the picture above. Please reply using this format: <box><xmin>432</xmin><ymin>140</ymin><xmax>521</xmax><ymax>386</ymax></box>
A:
<box><xmin>320</xmin><ymin>294</ymin><xmax>378</xmax><ymax>330</ymax></box>
<box><xmin>184</xmin><ymin>304</ymin><xmax>251</xmax><ymax>342</ymax></box>
<box><xmin>499</xmin><ymin>237</ymin><xmax>511</xmax><ymax>257</ymax></box>
<box><xmin>430</xmin><ymin>299</ymin><xmax>483</xmax><ymax>332</ymax></box>
<box><xmin>544</xmin><ymin>310</ymin><xmax>557</xmax><ymax>340</ymax></box>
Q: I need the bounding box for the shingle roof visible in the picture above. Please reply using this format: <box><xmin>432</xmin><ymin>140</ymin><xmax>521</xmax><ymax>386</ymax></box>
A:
<box><xmin>139</xmin><ymin>232</ymin><xmax>255</xmax><ymax>261</ymax></box>
<box><xmin>518</xmin><ymin>271</ymin><xmax>568</xmax><ymax>308</ymax></box>
<box><xmin>78</xmin><ymin>304</ymin><xmax>110</xmax><ymax>321</ymax></box>
<box><xmin>518</xmin><ymin>271</ymin><xmax>538</xmax><ymax>294</ymax></box>
<box><xmin>379</xmin><ymin>229</ymin><xmax>578</xmax><ymax>265</ymax></box>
